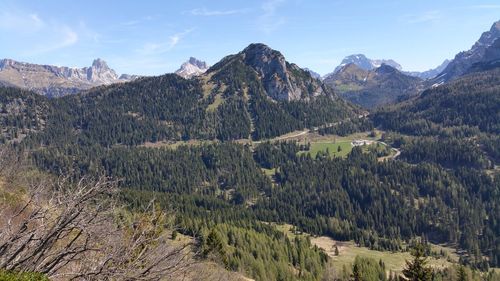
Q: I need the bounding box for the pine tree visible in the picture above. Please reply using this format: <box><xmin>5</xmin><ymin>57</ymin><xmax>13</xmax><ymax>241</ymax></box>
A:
<box><xmin>402</xmin><ymin>243</ymin><xmax>433</xmax><ymax>281</ymax></box>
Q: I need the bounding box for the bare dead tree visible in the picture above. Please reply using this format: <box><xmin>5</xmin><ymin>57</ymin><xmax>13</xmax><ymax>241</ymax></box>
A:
<box><xmin>0</xmin><ymin>147</ymin><xmax>197</xmax><ymax>280</ymax></box>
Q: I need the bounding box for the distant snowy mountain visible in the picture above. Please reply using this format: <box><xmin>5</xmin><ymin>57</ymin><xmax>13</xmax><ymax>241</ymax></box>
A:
<box><xmin>0</xmin><ymin>58</ymin><xmax>136</xmax><ymax>97</ymax></box>
<box><xmin>332</xmin><ymin>54</ymin><xmax>402</xmax><ymax>74</ymax></box>
<box><xmin>175</xmin><ymin>57</ymin><xmax>209</xmax><ymax>78</ymax></box>
<box><xmin>329</xmin><ymin>54</ymin><xmax>452</xmax><ymax>81</ymax></box>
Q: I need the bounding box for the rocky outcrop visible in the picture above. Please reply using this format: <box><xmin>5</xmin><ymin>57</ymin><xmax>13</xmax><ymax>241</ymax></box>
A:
<box><xmin>236</xmin><ymin>43</ymin><xmax>324</xmax><ymax>101</ymax></box>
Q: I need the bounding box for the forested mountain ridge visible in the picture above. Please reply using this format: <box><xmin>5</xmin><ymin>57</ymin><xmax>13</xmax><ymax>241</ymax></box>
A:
<box><xmin>207</xmin><ymin>43</ymin><xmax>328</xmax><ymax>102</ymax></box>
<box><xmin>372</xmin><ymin>66</ymin><xmax>500</xmax><ymax>170</ymax></box>
<box><xmin>0</xmin><ymin>43</ymin><xmax>359</xmax><ymax>146</ymax></box>
<box><xmin>373</xmin><ymin>67</ymin><xmax>500</xmax><ymax>136</ymax></box>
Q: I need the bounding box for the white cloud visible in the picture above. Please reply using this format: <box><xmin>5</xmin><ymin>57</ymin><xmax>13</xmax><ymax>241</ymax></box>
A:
<box><xmin>258</xmin><ymin>0</ymin><xmax>286</xmax><ymax>34</ymax></box>
<box><xmin>189</xmin><ymin>8</ymin><xmax>245</xmax><ymax>16</ymax></box>
<box><xmin>404</xmin><ymin>10</ymin><xmax>442</xmax><ymax>24</ymax></box>
<box><xmin>169</xmin><ymin>34</ymin><xmax>180</xmax><ymax>48</ymax></box>
<box><xmin>119</xmin><ymin>16</ymin><xmax>156</xmax><ymax>27</ymax></box>
<box><xmin>137</xmin><ymin>28</ymin><xmax>194</xmax><ymax>55</ymax></box>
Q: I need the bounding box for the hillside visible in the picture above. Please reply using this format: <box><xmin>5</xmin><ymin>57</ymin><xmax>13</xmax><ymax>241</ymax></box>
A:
<box><xmin>373</xmin><ymin>67</ymin><xmax>500</xmax><ymax>136</ymax></box>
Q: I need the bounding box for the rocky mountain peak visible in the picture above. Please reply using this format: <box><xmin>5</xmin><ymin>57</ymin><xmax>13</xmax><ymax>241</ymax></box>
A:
<box><xmin>175</xmin><ymin>57</ymin><xmax>209</xmax><ymax>79</ymax></box>
<box><xmin>206</xmin><ymin>43</ymin><xmax>325</xmax><ymax>102</ymax></box>
<box><xmin>241</xmin><ymin>43</ymin><xmax>285</xmax><ymax>68</ymax></box>
<box><xmin>86</xmin><ymin>58</ymin><xmax>118</xmax><ymax>83</ymax></box>
<box><xmin>188</xmin><ymin>57</ymin><xmax>208</xmax><ymax>69</ymax></box>
<box><xmin>239</xmin><ymin>43</ymin><xmax>321</xmax><ymax>101</ymax></box>
<box><xmin>432</xmin><ymin>19</ymin><xmax>500</xmax><ymax>83</ymax></box>
<box><xmin>475</xmin><ymin>20</ymin><xmax>500</xmax><ymax>47</ymax></box>
<box><xmin>91</xmin><ymin>58</ymin><xmax>109</xmax><ymax>70</ymax></box>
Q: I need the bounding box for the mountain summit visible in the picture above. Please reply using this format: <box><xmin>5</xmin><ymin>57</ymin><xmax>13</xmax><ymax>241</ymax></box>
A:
<box><xmin>0</xmin><ymin>58</ymin><xmax>135</xmax><ymax>97</ymax></box>
<box><xmin>209</xmin><ymin>43</ymin><xmax>325</xmax><ymax>101</ymax></box>
<box><xmin>175</xmin><ymin>57</ymin><xmax>209</xmax><ymax>78</ymax></box>
<box><xmin>432</xmin><ymin>20</ymin><xmax>500</xmax><ymax>83</ymax></box>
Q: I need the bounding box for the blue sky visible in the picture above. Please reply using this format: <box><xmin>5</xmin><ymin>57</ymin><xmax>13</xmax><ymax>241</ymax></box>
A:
<box><xmin>0</xmin><ymin>0</ymin><xmax>499</xmax><ymax>76</ymax></box>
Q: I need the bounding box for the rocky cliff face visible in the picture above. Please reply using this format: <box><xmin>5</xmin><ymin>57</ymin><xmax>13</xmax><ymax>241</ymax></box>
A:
<box><xmin>303</xmin><ymin>68</ymin><xmax>321</xmax><ymax>80</ymax></box>
<box><xmin>228</xmin><ymin>43</ymin><xmax>324</xmax><ymax>101</ymax></box>
<box><xmin>0</xmin><ymin>58</ymin><xmax>135</xmax><ymax>97</ymax></box>
<box><xmin>432</xmin><ymin>20</ymin><xmax>500</xmax><ymax>83</ymax></box>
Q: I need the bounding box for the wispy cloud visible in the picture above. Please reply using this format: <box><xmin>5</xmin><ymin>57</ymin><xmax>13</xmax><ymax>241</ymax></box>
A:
<box><xmin>0</xmin><ymin>10</ymin><xmax>83</xmax><ymax>55</ymax></box>
<box><xmin>0</xmin><ymin>11</ymin><xmax>45</xmax><ymax>32</ymax></box>
<box><xmin>464</xmin><ymin>4</ymin><xmax>500</xmax><ymax>9</ymax></box>
<box><xmin>189</xmin><ymin>8</ymin><xmax>246</xmax><ymax>16</ymax></box>
<box><xmin>122</xmin><ymin>20</ymin><xmax>141</xmax><ymax>26</ymax></box>
<box><xmin>120</xmin><ymin>16</ymin><xmax>156</xmax><ymax>27</ymax></box>
<box><xmin>137</xmin><ymin>28</ymin><xmax>194</xmax><ymax>55</ymax></box>
<box><xmin>32</xmin><ymin>26</ymin><xmax>78</xmax><ymax>54</ymax></box>
<box><xmin>403</xmin><ymin>10</ymin><xmax>442</xmax><ymax>24</ymax></box>
<box><xmin>257</xmin><ymin>0</ymin><xmax>286</xmax><ymax>34</ymax></box>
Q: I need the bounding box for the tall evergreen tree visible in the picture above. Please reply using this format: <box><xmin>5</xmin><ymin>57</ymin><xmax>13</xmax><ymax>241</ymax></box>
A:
<box><xmin>402</xmin><ymin>243</ymin><xmax>433</xmax><ymax>281</ymax></box>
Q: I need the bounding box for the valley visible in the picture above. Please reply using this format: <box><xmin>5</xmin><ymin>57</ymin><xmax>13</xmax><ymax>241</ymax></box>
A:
<box><xmin>0</xmin><ymin>6</ymin><xmax>499</xmax><ymax>281</ymax></box>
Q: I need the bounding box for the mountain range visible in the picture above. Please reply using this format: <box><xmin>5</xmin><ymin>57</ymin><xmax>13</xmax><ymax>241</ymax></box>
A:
<box><xmin>1</xmin><ymin>19</ymin><xmax>500</xmax><ymax>281</ymax></box>
<box><xmin>0</xmin><ymin>56</ymin><xmax>210</xmax><ymax>97</ymax></box>
<box><xmin>323</xmin><ymin>63</ymin><xmax>422</xmax><ymax>108</ymax></box>
<box><xmin>321</xmin><ymin>20</ymin><xmax>500</xmax><ymax>108</ymax></box>
<box><xmin>0</xmin><ymin>20</ymin><xmax>499</xmax><ymax>110</ymax></box>
<box><xmin>332</xmin><ymin>54</ymin><xmax>402</xmax><ymax>73</ymax></box>
<box><xmin>324</xmin><ymin>54</ymin><xmax>449</xmax><ymax>80</ymax></box>
<box><xmin>0</xmin><ymin>58</ymin><xmax>137</xmax><ymax>97</ymax></box>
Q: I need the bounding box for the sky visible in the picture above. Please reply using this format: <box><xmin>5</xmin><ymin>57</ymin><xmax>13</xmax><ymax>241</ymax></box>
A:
<box><xmin>0</xmin><ymin>0</ymin><xmax>499</xmax><ymax>76</ymax></box>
